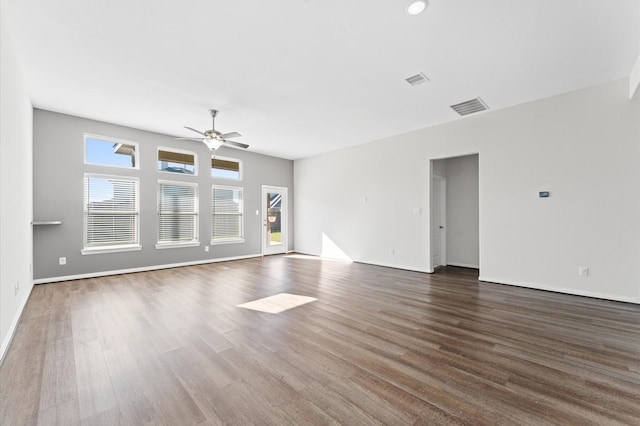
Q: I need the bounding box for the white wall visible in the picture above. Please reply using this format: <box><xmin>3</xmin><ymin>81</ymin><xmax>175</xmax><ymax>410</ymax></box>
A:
<box><xmin>0</xmin><ymin>9</ymin><xmax>34</xmax><ymax>360</ymax></box>
<box><xmin>631</xmin><ymin>6</ymin><xmax>640</xmax><ymax>99</ymax></box>
<box><xmin>443</xmin><ymin>155</ymin><xmax>479</xmax><ymax>268</ymax></box>
<box><xmin>294</xmin><ymin>79</ymin><xmax>640</xmax><ymax>303</ymax></box>
<box><xmin>630</xmin><ymin>56</ymin><xmax>640</xmax><ymax>98</ymax></box>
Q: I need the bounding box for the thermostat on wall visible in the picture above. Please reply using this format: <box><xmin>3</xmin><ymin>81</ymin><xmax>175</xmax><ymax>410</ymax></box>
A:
<box><xmin>539</xmin><ymin>191</ymin><xmax>550</xmax><ymax>198</ymax></box>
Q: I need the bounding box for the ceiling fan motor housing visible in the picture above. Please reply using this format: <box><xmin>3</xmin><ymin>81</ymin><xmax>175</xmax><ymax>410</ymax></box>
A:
<box><xmin>177</xmin><ymin>109</ymin><xmax>249</xmax><ymax>149</ymax></box>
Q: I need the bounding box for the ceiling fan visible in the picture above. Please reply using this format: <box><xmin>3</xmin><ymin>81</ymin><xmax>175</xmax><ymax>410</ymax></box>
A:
<box><xmin>177</xmin><ymin>109</ymin><xmax>249</xmax><ymax>150</ymax></box>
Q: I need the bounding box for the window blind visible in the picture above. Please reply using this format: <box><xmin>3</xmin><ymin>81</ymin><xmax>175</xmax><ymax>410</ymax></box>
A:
<box><xmin>158</xmin><ymin>182</ymin><xmax>198</xmax><ymax>243</ymax></box>
<box><xmin>158</xmin><ymin>149</ymin><xmax>196</xmax><ymax>175</ymax></box>
<box><xmin>211</xmin><ymin>157</ymin><xmax>241</xmax><ymax>179</ymax></box>
<box><xmin>159</xmin><ymin>150</ymin><xmax>194</xmax><ymax>165</ymax></box>
<box><xmin>211</xmin><ymin>158</ymin><xmax>239</xmax><ymax>172</ymax></box>
<box><xmin>84</xmin><ymin>175</ymin><xmax>139</xmax><ymax>247</ymax></box>
<box><xmin>212</xmin><ymin>186</ymin><xmax>243</xmax><ymax>240</ymax></box>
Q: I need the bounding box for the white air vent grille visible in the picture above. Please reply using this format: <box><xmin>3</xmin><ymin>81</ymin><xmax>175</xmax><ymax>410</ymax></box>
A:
<box><xmin>450</xmin><ymin>97</ymin><xmax>488</xmax><ymax>116</ymax></box>
<box><xmin>405</xmin><ymin>72</ymin><xmax>429</xmax><ymax>86</ymax></box>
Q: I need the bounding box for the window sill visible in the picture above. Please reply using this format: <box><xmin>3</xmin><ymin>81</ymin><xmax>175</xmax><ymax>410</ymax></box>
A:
<box><xmin>158</xmin><ymin>170</ymin><xmax>197</xmax><ymax>177</ymax></box>
<box><xmin>210</xmin><ymin>238</ymin><xmax>245</xmax><ymax>246</ymax></box>
<box><xmin>155</xmin><ymin>241</ymin><xmax>201</xmax><ymax>250</ymax></box>
<box><xmin>211</xmin><ymin>176</ymin><xmax>243</xmax><ymax>181</ymax></box>
<box><xmin>81</xmin><ymin>244</ymin><xmax>142</xmax><ymax>255</ymax></box>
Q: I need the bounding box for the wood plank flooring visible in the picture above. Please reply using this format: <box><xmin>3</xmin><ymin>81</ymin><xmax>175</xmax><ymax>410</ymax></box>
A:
<box><xmin>1</xmin><ymin>255</ymin><xmax>639</xmax><ymax>425</ymax></box>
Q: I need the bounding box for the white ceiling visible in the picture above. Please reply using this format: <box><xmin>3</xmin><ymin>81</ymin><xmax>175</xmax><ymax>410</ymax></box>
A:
<box><xmin>4</xmin><ymin>0</ymin><xmax>639</xmax><ymax>160</ymax></box>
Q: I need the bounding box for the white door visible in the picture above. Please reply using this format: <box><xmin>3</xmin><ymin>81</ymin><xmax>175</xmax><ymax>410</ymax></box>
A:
<box><xmin>262</xmin><ymin>186</ymin><xmax>288</xmax><ymax>255</ymax></box>
<box><xmin>431</xmin><ymin>175</ymin><xmax>446</xmax><ymax>268</ymax></box>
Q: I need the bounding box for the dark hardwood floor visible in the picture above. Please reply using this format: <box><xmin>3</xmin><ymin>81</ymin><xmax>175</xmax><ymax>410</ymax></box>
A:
<box><xmin>1</xmin><ymin>255</ymin><xmax>639</xmax><ymax>425</ymax></box>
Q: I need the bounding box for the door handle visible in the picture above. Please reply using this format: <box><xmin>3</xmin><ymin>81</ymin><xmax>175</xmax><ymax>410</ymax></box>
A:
<box><xmin>439</xmin><ymin>225</ymin><xmax>444</xmax><ymax>229</ymax></box>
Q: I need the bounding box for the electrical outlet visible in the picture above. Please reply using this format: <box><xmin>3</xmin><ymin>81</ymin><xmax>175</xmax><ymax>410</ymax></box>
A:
<box><xmin>15</xmin><ymin>282</ymin><xmax>19</xmax><ymax>296</ymax></box>
<box><xmin>578</xmin><ymin>266</ymin><xmax>589</xmax><ymax>277</ymax></box>
<box><xmin>205</xmin><ymin>245</ymin><xmax>209</xmax><ymax>252</ymax></box>
<box><xmin>59</xmin><ymin>257</ymin><xmax>67</xmax><ymax>265</ymax></box>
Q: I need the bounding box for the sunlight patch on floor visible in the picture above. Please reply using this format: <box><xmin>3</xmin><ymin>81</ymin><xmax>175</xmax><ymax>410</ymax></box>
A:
<box><xmin>237</xmin><ymin>293</ymin><xmax>318</xmax><ymax>314</ymax></box>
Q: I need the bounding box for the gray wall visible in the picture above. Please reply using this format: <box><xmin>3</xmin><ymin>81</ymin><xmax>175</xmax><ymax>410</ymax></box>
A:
<box><xmin>33</xmin><ymin>109</ymin><xmax>294</xmax><ymax>281</ymax></box>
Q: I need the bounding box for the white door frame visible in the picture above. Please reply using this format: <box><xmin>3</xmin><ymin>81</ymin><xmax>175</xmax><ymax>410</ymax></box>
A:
<box><xmin>431</xmin><ymin>174</ymin><xmax>447</xmax><ymax>269</ymax></box>
<box><xmin>262</xmin><ymin>185</ymin><xmax>288</xmax><ymax>256</ymax></box>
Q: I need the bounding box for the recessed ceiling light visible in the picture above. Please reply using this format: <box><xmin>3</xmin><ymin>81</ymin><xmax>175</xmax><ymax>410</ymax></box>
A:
<box><xmin>406</xmin><ymin>0</ymin><xmax>428</xmax><ymax>16</ymax></box>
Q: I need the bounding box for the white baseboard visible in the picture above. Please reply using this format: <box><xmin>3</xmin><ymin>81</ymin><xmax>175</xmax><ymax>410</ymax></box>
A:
<box><xmin>446</xmin><ymin>262</ymin><xmax>480</xmax><ymax>269</ymax></box>
<box><xmin>264</xmin><ymin>255</ymin><xmax>638</xmax><ymax>304</ymax></box>
<box><xmin>356</xmin><ymin>260</ymin><xmax>432</xmax><ymax>274</ymax></box>
<box><xmin>288</xmin><ymin>251</ymin><xmax>433</xmax><ymax>274</ymax></box>
<box><xmin>0</xmin><ymin>285</ymin><xmax>32</xmax><ymax>365</ymax></box>
<box><xmin>287</xmin><ymin>250</ymin><xmax>317</xmax><ymax>257</ymax></box>
<box><xmin>344</xmin><ymin>257</ymin><xmax>432</xmax><ymax>273</ymax></box>
<box><xmin>33</xmin><ymin>254</ymin><xmax>263</xmax><ymax>285</ymax></box>
<box><xmin>479</xmin><ymin>275</ymin><xmax>640</xmax><ymax>305</ymax></box>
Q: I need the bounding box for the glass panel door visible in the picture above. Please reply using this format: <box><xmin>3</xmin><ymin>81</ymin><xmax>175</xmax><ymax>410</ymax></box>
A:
<box><xmin>262</xmin><ymin>186</ymin><xmax>287</xmax><ymax>255</ymax></box>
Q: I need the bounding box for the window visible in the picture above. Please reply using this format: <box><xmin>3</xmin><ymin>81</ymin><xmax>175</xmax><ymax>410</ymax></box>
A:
<box><xmin>157</xmin><ymin>181</ymin><xmax>199</xmax><ymax>248</ymax></box>
<box><xmin>82</xmin><ymin>174</ymin><xmax>140</xmax><ymax>254</ymax></box>
<box><xmin>85</xmin><ymin>134</ymin><xmax>138</xmax><ymax>168</ymax></box>
<box><xmin>158</xmin><ymin>148</ymin><xmax>196</xmax><ymax>175</ymax></box>
<box><xmin>212</xmin><ymin>185</ymin><xmax>244</xmax><ymax>243</ymax></box>
<box><xmin>211</xmin><ymin>156</ymin><xmax>241</xmax><ymax>180</ymax></box>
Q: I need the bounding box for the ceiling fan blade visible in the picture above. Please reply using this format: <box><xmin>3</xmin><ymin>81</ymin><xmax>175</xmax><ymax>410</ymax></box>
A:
<box><xmin>184</xmin><ymin>126</ymin><xmax>206</xmax><ymax>136</ymax></box>
<box><xmin>223</xmin><ymin>140</ymin><xmax>250</xmax><ymax>149</ymax></box>
<box><xmin>219</xmin><ymin>131</ymin><xmax>241</xmax><ymax>139</ymax></box>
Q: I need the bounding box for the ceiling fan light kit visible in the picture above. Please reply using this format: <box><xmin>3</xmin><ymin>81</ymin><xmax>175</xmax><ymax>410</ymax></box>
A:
<box><xmin>406</xmin><ymin>0</ymin><xmax>428</xmax><ymax>16</ymax></box>
<box><xmin>177</xmin><ymin>109</ymin><xmax>249</xmax><ymax>151</ymax></box>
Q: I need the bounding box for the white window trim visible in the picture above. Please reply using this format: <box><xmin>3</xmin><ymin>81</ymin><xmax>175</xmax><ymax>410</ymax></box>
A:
<box><xmin>211</xmin><ymin>184</ymin><xmax>244</xmax><ymax>245</ymax></box>
<box><xmin>84</xmin><ymin>133</ymin><xmax>140</xmax><ymax>170</ymax></box>
<box><xmin>157</xmin><ymin>146</ymin><xmax>198</xmax><ymax>176</ymax></box>
<box><xmin>155</xmin><ymin>241</ymin><xmax>201</xmax><ymax>250</ymax></box>
<box><xmin>211</xmin><ymin>155</ymin><xmax>243</xmax><ymax>181</ymax></box>
<box><xmin>82</xmin><ymin>173</ymin><xmax>140</xmax><ymax>255</ymax></box>
<box><xmin>157</xmin><ymin>179</ymin><xmax>199</xmax><ymax>248</ymax></box>
<box><xmin>81</xmin><ymin>244</ymin><xmax>142</xmax><ymax>255</ymax></box>
<box><xmin>210</xmin><ymin>237</ymin><xmax>245</xmax><ymax>246</ymax></box>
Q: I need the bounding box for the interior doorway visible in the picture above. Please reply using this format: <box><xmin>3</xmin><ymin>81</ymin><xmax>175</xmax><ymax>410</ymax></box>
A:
<box><xmin>262</xmin><ymin>185</ymin><xmax>288</xmax><ymax>255</ymax></box>
<box><xmin>430</xmin><ymin>154</ymin><xmax>479</xmax><ymax>272</ymax></box>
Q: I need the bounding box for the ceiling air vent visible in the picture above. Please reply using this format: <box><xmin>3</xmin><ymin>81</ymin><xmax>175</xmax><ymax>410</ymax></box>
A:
<box><xmin>450</xmin><ymin>97</ymin><xmax>489</xmax><ymax>116</ymax></box>
<box><xmin>405</xmin><ymin>72</ymin><xmax>429</xmax><ymax>86</ymax></box>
